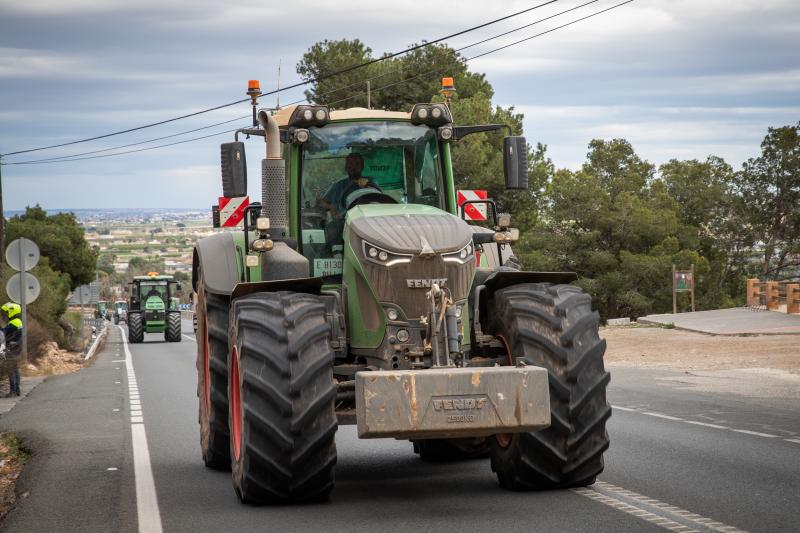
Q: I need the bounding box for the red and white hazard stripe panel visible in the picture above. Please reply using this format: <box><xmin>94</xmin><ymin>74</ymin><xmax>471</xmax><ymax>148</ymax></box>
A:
<box><xmin>457</xmin><ymin>190</ymin><xmax>488</xmax><ymax>221</ymax></box>
<box><xmin>218</xmin><ymin>196</ymin><xmax>250</xmax><ymax>227</ymax></box>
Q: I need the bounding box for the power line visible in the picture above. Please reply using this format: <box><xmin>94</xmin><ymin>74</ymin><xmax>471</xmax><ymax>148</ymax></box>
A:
<box><xmin>1</xmin><ymin>1</ymin><xmax>562</xmax><ymax>158</ymax></box>
<box><xmin>313</xmin><ymin>0</ymin><xmax>604</xmax><ymax>107</ymax></box>
<box><xmin>329</xmin><ymin>0</ymin><xmax>634</xmax><ymax>107</ymax></box>
<box><xmin>7</xmin><ymin>0</ymin><xmax>633</xmax><ymax>166</ymax></box>
<box><xmin>8</xmin><ymin>115</ymin><xmax>250</xmax><ymax>164</ymax></box>
<box><xmin>4</xmin><ymin>127</ymin><xmax>245</xmax><ymax>165</ymax></box>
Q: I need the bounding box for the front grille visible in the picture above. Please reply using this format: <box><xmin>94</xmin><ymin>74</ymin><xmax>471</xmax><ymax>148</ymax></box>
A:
<box><xmin>146</xmin><ymin>310</ymin><xmax>165</xmax><ymax>322</ymax></box>
<box><xmin>363</xmin><ymin>256</ymin><xmax>475</xmax><ymax>318</ymax></box>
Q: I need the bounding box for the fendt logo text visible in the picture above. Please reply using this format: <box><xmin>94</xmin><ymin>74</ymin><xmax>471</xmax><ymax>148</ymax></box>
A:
<box><xmin>432</xmin><ymin>397</ymin><xmax>487</xmax><ymax>411</ymax></box>
<box><xmin>406</xmin><ymin>278</ymin><xmax>447</xmax><ymax>288</ymax></box>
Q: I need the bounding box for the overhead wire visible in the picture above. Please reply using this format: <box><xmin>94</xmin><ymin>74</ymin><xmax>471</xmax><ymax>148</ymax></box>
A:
<box><xmin>6</xmin><ymin>0</ymin><xmax>634</xmax><ymax>165</ymax></box>
<box><xmin>1</xmin><ymin>0</ymin><xmax>562</xmax><ymax>157</ymax></box>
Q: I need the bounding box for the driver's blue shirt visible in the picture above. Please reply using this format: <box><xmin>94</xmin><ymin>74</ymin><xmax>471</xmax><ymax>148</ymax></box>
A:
<box><xmin>323</xmin><ymin>176</ymin><xmax>379</xmax><ymax>215</ymax></box>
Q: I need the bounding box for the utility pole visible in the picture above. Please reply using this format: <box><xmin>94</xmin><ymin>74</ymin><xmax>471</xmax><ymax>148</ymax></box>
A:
<box><xmin>0</xmin><ymin>155</ymin><xmax>5</xmax><ymax>265</ymax></box>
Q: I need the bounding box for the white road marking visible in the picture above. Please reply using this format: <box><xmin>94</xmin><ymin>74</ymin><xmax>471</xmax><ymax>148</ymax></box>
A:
<box><xmin>118</xmin><ymin>326</ymin><xmax>163</xmax><ymax>533</ymax></box>
<box><xmin>182</xmin><ymin>334</ymin><xmax>196</xmax><ymax>342</ymax></box>
<box><xmin>612</xmin><ymin>405</ymin><xmax>787</xmax><ymax>442</ymax></box>
<box><xmin>643</xmin><ymin>412</ymin><xmax>684</xmax><ymax>421</ymax></box>
<box><xmin>574</xmin><ymin>481</ymin><xmax>748</xmax><ymax>532</ymax></box>
<box><xmin>107</xmin><ymin>467</ymin><xmax>118</xmax><ymax>471</ymax></box>
<box><xmin>112</xmin><ymin>359</ymin><xmax>125</xmax><ymax>363</ymax></box>
<box><xmin>113</xmin><ymin>409</ymin><xmax>120</xmax><ymax>412</ymax></box>
<box><xmin>685</xmin><ymin>421</ymin><xmax>729</xmax><ymax>430</ymax></box>
<box><xmin>784</xmin><ymin>438</ymin><xmax>800</xmax><ymax>444</ymax></box>
<box><xmin>732</xmin><ymin>429</ymin><xmax>778</xmax><ymax>438</ymax></box>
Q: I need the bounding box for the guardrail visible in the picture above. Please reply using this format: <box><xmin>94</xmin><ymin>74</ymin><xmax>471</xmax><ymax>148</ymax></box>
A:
<box><xmin>746</xmin><ymin>279</ymin><xmax>800</xmax><ymax>314</ymax></box>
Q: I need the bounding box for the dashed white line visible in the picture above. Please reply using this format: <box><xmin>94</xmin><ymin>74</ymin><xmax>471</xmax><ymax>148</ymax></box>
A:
<box><xmin>784</xmin><ymin>438</ymin><xmax>800</xmax><ymax>444</ymax></box>
<box><xmin>612</xmin><ymin>405</ymin><xmax>790</xmax><ymax>442</ymax></box>
<box><xmin>118</xmin><ymin>325</ymin><xmax>163</xmax><ymax>533</ymax></box>
<box><xmin>574</xmin><ymin>481</ymin><xmax>748</xmax><ymax>533</ymax></box>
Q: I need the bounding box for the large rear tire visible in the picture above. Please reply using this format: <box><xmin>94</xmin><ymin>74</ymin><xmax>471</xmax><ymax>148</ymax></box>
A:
<box><xmin>196</xmin><ymin>273</ymin><xmax>231</xmax><ymax>470</ymax></box>
<box><xmin>128</xmin><ymin>312</ymin><xmax>144</xmax><ymax>344</ymax></box>
<box><xmin>413</xmin><ymin>438</ymin><xmax>489</xmax><ymax>462</ymax></box>
<box><xmin>487</xmin><ymin>283</ymin><xmax>610</xmax><ymax>490</ymax></box>
<box><xmin>165</xmin><ymin>311</ymin><xmax>181</xmax><ymax>342</ymax></box>
<box><xmin>229</xmin><ymin>292</ymin><xmax>337</xmax><ymax>504</ymax></box>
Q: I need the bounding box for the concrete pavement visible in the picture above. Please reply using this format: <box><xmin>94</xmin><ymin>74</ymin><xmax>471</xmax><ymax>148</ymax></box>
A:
<box><xmin>638</xmin><ymin>307</ymin><xmax>800</xmax><ymax>335</ymax></box>
<box><xmin>0</xmin><ymin>319</ymin><xmax>798</xmax><ymax>531</ymax></box>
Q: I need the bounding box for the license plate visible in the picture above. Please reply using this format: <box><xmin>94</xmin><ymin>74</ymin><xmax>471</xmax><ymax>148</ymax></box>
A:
<box><xmin>314</xmin><ymin>258</ymin><xmax>343</xmax><ymax>277</ymax></box>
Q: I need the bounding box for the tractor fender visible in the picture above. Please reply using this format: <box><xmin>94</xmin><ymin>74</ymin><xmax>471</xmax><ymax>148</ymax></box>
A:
<box><xmin>471</xmin><ymin>269</ymin><xmax>578</xmax><ymax>338</ymax></box>
<box><xmin>193</xmin><ymin>232</ymin><xmax>241</xmax><ymax>295</ymax></box>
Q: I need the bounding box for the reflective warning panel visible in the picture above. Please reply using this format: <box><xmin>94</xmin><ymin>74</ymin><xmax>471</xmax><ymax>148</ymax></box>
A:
<box><xmin>457</xmin><ymin>190</ymin><xmax>488</xmax><ymax>221</ymax></box>
<box><xmin>218</xmin><ymin>196</ymin><xmax>250</xmax><ymax>227</ymax></box>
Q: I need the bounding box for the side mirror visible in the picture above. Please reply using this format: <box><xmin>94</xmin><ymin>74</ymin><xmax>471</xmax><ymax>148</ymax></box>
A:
<box><xmin>503</xmin><ymin>136</ymin><xmax>528</xmax><ymax>190</ymax></box>
<box><xmin>220</xmin><ymin>142</ymin><xmax>248</xmax><ymax>197</ymax></box>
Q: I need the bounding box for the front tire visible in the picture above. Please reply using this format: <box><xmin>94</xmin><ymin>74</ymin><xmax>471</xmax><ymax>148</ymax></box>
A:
<box><xmin>487</xmin><ymin>283</ymin><xmax>610</xmax><ymax>490</ymax></box>
<box><xmin>229</xmin><ymin>292</ymin><xmax>337</xmax><ymax>504</ymax></box>
<box><xmin>128</xmin><ymin>312</ymin><xmax>143</xmax><ymax>343</ymax></box>
<box><xmin>165</xmin><ymin>311</ymin><xmax>181</xmax><ymax>342</ymax></box>
<box><xmin>196</xmin><ymin>274</ymin><xmax>231</xmax><ymax>470</ymax></box>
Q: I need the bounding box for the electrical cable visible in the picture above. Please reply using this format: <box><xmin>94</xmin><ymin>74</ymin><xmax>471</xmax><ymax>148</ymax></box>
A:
<box><xmin>1</xmin><ymin>1</ymin><xmax>562</xmax><ymax>157</ymax></box>
<box><xmin>6</xmin><ymin>0</ymin><xmax>633</xmax><ymax>165</ymax></box>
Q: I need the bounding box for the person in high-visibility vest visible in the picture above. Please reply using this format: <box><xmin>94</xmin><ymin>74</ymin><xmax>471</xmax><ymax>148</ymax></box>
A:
<box><xmin>1</xmin><ymin>302</ymin><xmax>23</xmax><ymax>397</ymax></box>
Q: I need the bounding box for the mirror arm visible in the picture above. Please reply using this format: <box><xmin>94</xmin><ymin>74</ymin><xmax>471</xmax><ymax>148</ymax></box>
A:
<box><xmin>452</xmin><ymin>124</ymin><xmax>511</xmax><ymax>141</ymax></box>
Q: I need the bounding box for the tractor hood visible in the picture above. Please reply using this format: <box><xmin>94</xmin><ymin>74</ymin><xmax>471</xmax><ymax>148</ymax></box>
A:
<box><xmin>346</xmin><ymin>204</ymin><xmax>473</xmax><ymax>254</ymax></box>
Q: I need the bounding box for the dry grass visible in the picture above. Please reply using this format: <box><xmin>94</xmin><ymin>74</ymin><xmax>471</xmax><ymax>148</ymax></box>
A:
<box><xmin>0</xmin><ymin>432</ymin><xmax>29</xmax><ymax>521</ymax></box>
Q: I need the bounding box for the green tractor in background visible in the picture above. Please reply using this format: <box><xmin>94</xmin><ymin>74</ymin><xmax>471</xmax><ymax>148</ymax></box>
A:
<box><xmin>127</xmin><ymin>273</ymin><xmax>182</xmax><ymax>343</ymax></box>
<box><xmin>95</xmin><ymin>300</ymin><xmax>109</xmax><ymax>320</ymax></box>
<box><xmin>193</xmin><ymin>79</ymin><xmax>610</xmax><ymax>504</ymax></box>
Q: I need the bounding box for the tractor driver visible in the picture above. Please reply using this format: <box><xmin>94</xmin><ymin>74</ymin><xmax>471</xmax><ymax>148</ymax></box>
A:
<box><xmin>318</xmin><ymin>153</ymin><xmax>380</xmax><ymax>219</ymax></box>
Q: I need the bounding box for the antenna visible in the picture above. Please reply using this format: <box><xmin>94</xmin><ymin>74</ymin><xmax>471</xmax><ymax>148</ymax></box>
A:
<box><xmin>276</xmin><ymin>59</ymin><xmax>282</xmax><ymax>109</ymax></box>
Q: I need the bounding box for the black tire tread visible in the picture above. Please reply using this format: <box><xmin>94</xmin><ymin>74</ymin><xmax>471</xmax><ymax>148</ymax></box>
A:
<box><xmin>230</xmin><ymin>292</ymin><xmax>337</xmax><ymax>504</ymax></box>
<box><xmin>166</xmin><ymin>311</ymin><xmax>182</xmax><ymax>342</ymax></box>
<box><xmin>196</xmin><ymin>275</ymin><xmax>231</xmax><ymax>470</ymax></box>
<box><xmin>487</xmin><ymin>282</ymin><xmax>610</xmax><ymax>490</ymax></box>
<box><xmin>128</xmin><ymin>312</ymin><xmax>143</xmax><ymax>343</ymax></box>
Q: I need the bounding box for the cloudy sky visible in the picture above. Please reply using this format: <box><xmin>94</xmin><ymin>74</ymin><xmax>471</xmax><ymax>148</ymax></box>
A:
<box><xmin>0</xmin><ymin>0</ymin><xmax>798</xmax><ymax>210</ymax></box>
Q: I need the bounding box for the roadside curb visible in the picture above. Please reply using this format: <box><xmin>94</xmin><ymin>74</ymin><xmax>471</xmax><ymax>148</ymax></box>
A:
<box><xmin>84</xmin><ymin>323</ymin><xmax>109</xmax><ymax>361</ymax></box>
<box><xmin>636</xmin><ymin>317</ymin><xmax>800</xmax><ymax>336</ymax></box>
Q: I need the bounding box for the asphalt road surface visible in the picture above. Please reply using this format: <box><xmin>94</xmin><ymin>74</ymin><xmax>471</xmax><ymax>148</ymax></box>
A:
<box><xmin>2</xmin><ymin>320</ymin><xmax>798</xmax><ymax>532</ymax></box>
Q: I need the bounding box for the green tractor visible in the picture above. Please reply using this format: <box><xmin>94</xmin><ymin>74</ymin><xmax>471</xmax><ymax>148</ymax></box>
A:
<box><xmin>193</xmin><ymin>80</ymin><xmax>610</xmax><ymax>504</ymax></box>
<box><xmin>127</xmin><ymin>274</ymin><xmax>182</xmax><ymax>343</ymax></box>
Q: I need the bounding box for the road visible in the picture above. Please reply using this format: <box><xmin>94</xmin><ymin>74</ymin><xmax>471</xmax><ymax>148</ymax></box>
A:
<box><xmin>2</xmin><ymin>320</ymin><xmax>798</xmax><ymax>532</ymax></box>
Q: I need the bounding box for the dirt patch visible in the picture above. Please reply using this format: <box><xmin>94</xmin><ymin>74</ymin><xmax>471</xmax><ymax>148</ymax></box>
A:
<box><xmin>0</xmin><ymin>432</ymin><xmax>29</xmax><ymax>521</ymax></box>
<box><xmin>602</xmin><ymin>325</ymin><xmax>799</xmax><ymax>374</ymax></box>
<box><xmin>21</xmin><ymin>341</ymin><xmax>87</xmax><ymax>377</ymax></box>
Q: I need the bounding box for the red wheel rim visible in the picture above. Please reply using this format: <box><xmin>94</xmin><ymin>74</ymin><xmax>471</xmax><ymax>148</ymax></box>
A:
<box><xmin>229</xmin><ymin>345</ymin><xmax>243</xmax><ymax>461</ymax></box>
<box><xmin>202</xmin><ymin>314</ymin><xmax>211</xmax><ymax>410</ymax></box>
<box><xmin>495</xmin><ymin>334</ymin><xmax>514</xmax><ymax>448</ymax></box>
<box><xmin>495</xmin><ymin>433</ymin><xmax>513</xmax><ymax>448</ymax></box>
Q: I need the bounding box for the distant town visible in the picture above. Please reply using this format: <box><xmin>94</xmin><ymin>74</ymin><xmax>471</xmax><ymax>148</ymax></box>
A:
<box><xmin>75</xmin><ymin>208</ymin><xmax>212</xmax><ymax>276</ymax></box>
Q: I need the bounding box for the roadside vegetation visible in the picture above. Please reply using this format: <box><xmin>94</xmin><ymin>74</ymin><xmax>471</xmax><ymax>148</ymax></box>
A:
<box><xmin>0</xmin><ymin>432</ymin><xmax>29</xmax><ymax>520</ymax></box>
<box><xmin>300</xmin><ymin>39</ymin><xmax>800</xmax><ymax>320</ymax></box>
<box><xmin>0</xmin><ymin>207</ymin><xmax>97</xmax><ymax>356</ymax></box>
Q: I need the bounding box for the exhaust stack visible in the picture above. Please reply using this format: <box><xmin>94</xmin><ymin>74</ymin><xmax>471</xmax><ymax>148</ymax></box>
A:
<box><xmin>257</xmin><ymin>109</ymin><xmax>288</xmax><ymax>236</ymax></box>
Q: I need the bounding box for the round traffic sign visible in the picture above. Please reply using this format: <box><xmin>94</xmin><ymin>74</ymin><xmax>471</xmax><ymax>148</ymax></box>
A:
<box><xmin>6</xmin><ymin>238</ymin><xmax>40</xmax><ymax>272</ymax></box>
<box><xmin>6</xmin><ymin>272</ymin><xmax>41</xmax><ymax>304</ymax></box>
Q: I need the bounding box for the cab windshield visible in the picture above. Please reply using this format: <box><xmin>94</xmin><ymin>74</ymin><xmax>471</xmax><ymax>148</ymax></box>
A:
<box><xmin>140</xmin><ymin>282</ymin><xmax>167</xmax><ymax>301</ymax></box>
<box><xmin>300</xmin><ymin>120</ymin><xmax>444</xmax><ymax>279</ymax></box>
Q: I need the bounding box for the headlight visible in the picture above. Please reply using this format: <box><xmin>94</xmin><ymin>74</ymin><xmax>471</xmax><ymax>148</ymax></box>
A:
<box><xmin>410</xmin><ymin>103</ymin><xmax>452</xmax><ymax>126</ymax></box>
<box><xmin>288</xmin><ymin>105</ymin><xmax>330</xmax><ymax>128</ymax></box>
<box><xmin>362</xmin><ymin>240</ymin><xmax>413</xmax><ymax>266</ymax></box>
<box><xmin>442</xmin><ymin>242</ymin><xmax>474</xmax><ymax>264</ymax></box>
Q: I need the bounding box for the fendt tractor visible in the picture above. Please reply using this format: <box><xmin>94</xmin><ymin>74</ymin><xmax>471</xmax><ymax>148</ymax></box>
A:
<box><xmin>193</xmin><ymin>79</ymin><xmax>610</xmax><ymax>504</ymax></box>
<box><xmin>126</xmin><ymin>273</ymin><xmax>182</xmax><ymax>343</ymax></box>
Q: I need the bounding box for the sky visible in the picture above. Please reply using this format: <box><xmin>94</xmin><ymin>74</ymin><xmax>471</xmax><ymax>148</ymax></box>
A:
<box><xmin>0</xmin><ymin>0</ymin><xmax>798</xmax><ymax>210</ymax></box>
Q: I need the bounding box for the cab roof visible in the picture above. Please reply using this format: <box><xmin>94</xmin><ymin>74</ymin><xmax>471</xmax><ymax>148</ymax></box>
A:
<box><xmin>271</xmin><ymin>105</ymin><xmax>410</xmax><ymax>127</ymax></box>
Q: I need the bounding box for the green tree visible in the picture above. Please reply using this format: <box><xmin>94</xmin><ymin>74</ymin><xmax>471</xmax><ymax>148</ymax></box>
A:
<box><xmin>6</xmin><ymin>206</ymin><xmax>98</xmax><ymax>289</ymax></box>
<box><xmin>735</xmin><ymin>123</ymin><xmax>800</xmax><ymax>279</ymax></box>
